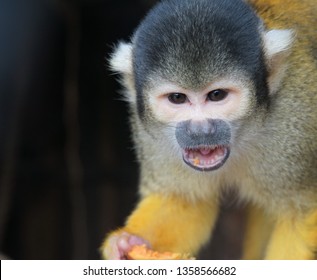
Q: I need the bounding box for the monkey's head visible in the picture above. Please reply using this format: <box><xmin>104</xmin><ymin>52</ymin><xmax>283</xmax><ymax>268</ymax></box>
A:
<box><xmin>110</xmin><ymin>0</ymin><xmax>293</xmax><ymax>172</ymax></box>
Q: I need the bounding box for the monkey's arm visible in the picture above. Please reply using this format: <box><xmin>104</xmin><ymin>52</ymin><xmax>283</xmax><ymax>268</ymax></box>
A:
<box><xmin>242</xmin><ymin>204</ymin><xmax>274</xmax><ymax>259</ymax></box>
<box><xmin>101</xmin><ymin>193</ymin><xmax>218</xmax><ymax>259</ymax></box>
<box><xmin>265</xmin><ymin>210</ymin><xmax>317</xmax><ymax>260</ymax></box>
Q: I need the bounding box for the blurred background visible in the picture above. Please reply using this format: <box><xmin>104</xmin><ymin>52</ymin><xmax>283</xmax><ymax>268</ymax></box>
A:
<box><xmin>0</xmin><ymin>0</ymin><xmax>245</xmax><ymax>260</ymax></box>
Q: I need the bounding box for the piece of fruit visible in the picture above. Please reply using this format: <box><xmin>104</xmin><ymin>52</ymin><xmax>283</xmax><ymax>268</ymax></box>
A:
<box><xmin>127</xmin><ymin>244</ymin><xmax>194</xmax><ymax>260</ymax></box>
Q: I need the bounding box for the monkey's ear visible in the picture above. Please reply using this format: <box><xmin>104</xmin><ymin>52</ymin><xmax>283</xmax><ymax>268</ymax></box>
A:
<box><xmin>263</xmin><ymin>29</ymin><xmax>294</xmax><ymax>94</ymax></box>
<box><xmin>109</xmin><ymin>42</ymin><xmax>136</xmax><ymax>103</ymax></box>
<box><xmin>109</xmin><ymin>42</ymin><xmax>133</xmax><ymax>75</ymax></box>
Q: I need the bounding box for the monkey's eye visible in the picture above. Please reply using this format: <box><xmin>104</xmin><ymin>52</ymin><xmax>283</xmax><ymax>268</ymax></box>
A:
<box><xmin>207</xmin><ymin>89</ymin><xmax>228</xmax><ymax>102</ymax></box>
<box><xmin>167</xmin><ymin>93</ymin><xmax>188</xmax><ymax>104</ymax></box>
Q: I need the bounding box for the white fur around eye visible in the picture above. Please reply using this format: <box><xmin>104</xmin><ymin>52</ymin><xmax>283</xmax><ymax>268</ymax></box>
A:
<box><xmin>148</xmin><ymin>78</ymin><xmax>253</xmax><ymax>124</ymax></box>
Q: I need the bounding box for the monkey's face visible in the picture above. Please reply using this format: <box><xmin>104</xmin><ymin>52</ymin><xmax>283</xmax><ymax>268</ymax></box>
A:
<box><xmin>122</xmin><ymin>0</ymin><xmax>270</xmax><ymax>172</ymax></box>
<box><xmin>145</xmin><ymin>76</ymin><xmax>254</xmax><ymax>172</ymax></box>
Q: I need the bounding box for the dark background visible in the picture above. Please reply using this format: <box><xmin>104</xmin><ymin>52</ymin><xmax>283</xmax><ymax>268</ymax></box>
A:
<box><xmin>0</xmin><ymin>0</ymin><xmax>245</xmax><ymax>260</ymax></box>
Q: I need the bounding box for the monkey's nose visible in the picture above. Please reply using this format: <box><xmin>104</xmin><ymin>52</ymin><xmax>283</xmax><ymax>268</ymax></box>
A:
<box><xmin>187</xmin><ymin>119</ymin><xmax>216</xmax><ymax>136</ymax></box>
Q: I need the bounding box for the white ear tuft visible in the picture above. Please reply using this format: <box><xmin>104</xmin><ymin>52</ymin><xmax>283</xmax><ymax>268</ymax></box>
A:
<box><xmin>263</xmin><ymin>29</ymin><xmax>294</xmax><ymax>59</ymax></box>
<box><xmin>263</xmin><ymin>29</ymin><xmax>295</xmax><ymax>94</ymax></box>
<box><xmin>109</xmin><ymin>42</ymin><xmax>133</xmax><ymax>75</ymax></box>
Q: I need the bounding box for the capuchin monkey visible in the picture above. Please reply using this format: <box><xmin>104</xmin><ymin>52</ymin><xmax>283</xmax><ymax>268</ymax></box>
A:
<box><xmin>102</xmin><ymin>0</ymin><xmax>317</xmax><ymax>259</ymax></box>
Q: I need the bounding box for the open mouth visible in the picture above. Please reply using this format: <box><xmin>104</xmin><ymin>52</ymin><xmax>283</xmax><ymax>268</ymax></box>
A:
<box><xmin>182</xmin><ymin>146</ymin><xmax>230</xmax><ymax>171</ymax></box>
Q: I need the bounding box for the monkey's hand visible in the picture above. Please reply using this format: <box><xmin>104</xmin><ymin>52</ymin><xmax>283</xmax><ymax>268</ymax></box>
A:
<box><xmin>102</xmin><ymin>230</ymin><xmax>151</xmax><ymax>260</ymax></box>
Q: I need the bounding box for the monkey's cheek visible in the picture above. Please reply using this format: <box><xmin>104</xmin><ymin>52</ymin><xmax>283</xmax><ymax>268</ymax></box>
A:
<box><xmin>182</xmin><ymin>146</ymin><xmax>230</xmax><ymax>172</ymax></box>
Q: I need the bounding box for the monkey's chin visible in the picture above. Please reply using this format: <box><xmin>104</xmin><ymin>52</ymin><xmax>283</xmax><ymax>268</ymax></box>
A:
<box><xmin>182</xmin><ymin>146</ymin><xmax>230</xmax><ymax>172</ymax></box>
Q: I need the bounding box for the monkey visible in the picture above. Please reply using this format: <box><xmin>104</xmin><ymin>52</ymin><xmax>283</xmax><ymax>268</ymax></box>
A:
<box><xmin>101</xmin><ymin>0</ymin><xmax>317</xmax><ymax>260</ymax></box>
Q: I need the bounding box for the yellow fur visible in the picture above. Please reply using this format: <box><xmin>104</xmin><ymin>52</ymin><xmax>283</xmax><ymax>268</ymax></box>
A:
<box><xmin>243</xmin><ymin>207</ymin><xmax>317</xmax><ymax>260</ymax></box>
<box><xmin>242</xmin><ymin>205</ymin><xmax>274</xmax><ymax>259</ymax></box>
<box><xmin>103</xmin><ymin>194</ymin><xmax>218</xmax><ymax>257</ymax></box>
<box><xmin>249</xmin><ymin>0</ymin><xmax>317</xmax><ymax>41</ymax></box>
<box><xmin>125</xmin><ymin>194</ymin><xmax>218</xmax><ymax>255</ymax></box>
<box><xmin>264</xmin><ymin>210</ymin><xmax>317</xmax><ymax>259</ymax></box>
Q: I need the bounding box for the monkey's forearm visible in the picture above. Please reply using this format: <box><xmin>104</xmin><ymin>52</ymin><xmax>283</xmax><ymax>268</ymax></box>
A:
<box><xmin>102</xmin><ymin>193</ymin><xmax>219</xmax><ymax>258</ymax></box>
<box><xmin>242</xmin><ymin>205</ymin><xmax>274</xmax><ymax>260</ymax></box>
<box><xmin>265</xmin><ymin>210</ymin><xmax>317</xmax><ymax>260</ymax></box>
<box><xmin>125</xmin><ymin>194</ymin><xmax>218</xmax><ymax>255</ymax></box>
